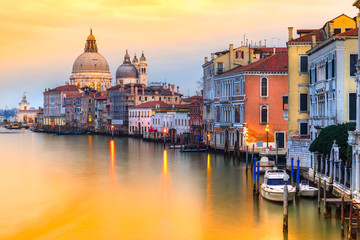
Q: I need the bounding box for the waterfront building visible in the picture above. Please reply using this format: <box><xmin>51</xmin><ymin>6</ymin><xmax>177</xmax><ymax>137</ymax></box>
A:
<box><xmin>128</xmin><ymin>101</ymin><xmax>171</xmax><ymax>135</ymax></box>
<box><xmin>202</xmin><ymin>44</ymin><xmax>287</xmax><ymax>146</ymax></box>
<box><xmin>287</xmin><ymin>14</ymin><xmax>357</xmax><ymax>168</ymax></box>
<box><xmin>94</xmin><ymin>92</ymin><xmax>109</xmax><ymax>132</ymax></box>
<box><xmin>188</xmin><ymin>95</ymin><xmax>203</xmax><ymax>142</ymax></box>
<box><xmin>72</xmin><ymin>87</ymin><xmax>97</xmax><ymax>131</ymax></box>
<box><xmin>70</xmin><ymin>29</ymin><xmax>112</xmax><ymax>91</ymax></box>
<box><xmin>308</xmin><ymin>27</ymin><xmax>358</xmax><ymax>175</ymax></box>
<box><xmin>151</xmin><ymin>106</ymin><xmax>190</xmax><ymax>135</ymax></box>
<box><xmin>15</xmin><ymin>93</ymin><xmax>40</xmax><ymax>124</ymax></box>
<box><xmin>116</xmin><ymin>50</ymin><xmax>147</xmax><ymax>86</ymax></box>
<box><xmin>348</xmin><ymin>0</ymin><xmax>360</xmax><ymax>201</ymax></box>
<box><xmin>213</xmin><ymin>52</ymin><xmax>288</xmax><ymax>152</ymax></box>
<box><xmin>43</xmin><ymin>85</ymin><xmax>80</xmax><ymax>127</ymax></box>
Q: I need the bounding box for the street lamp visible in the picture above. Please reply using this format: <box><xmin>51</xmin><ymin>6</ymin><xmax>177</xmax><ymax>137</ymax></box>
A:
<box><xmin>265</xmin><ymin>124</ymin><xmax>269</xmax><ymax>151</ymax></box>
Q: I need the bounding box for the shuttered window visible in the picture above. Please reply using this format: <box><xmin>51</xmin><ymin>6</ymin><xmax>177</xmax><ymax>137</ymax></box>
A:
<box><xmin>300</xmin><ymin>122</ymin><xmax>308</xmax><ymax>136</ymax></box>
<box><xmin>261</xmin><ymin>106</ymin><xmax>268</xmax><ymax>124</ymax></box>
<box><xmin>350</xmin><ymin>54</ymin><xmax>358</xmax><ymax>76</ymax></box>
<box><xmin>332</xmin><ymin>58</ymin><xmax>335</xmax><ymax>78</ymax></box>
<box><xmin>300</xmin><ymin>94</ymin><xmax>308</xmax><ymax>112</ymax></box>
<box><xmin>300</xmin><ymin>56</ymin><xmax>308</xmax><ymax>73</ymax></box>
<box><xmin>326</xmin><ymin>61</ymin><xmax>328</xmax><ymax>79</ymax></box>
<box><xmin>349</xmin><ymin>93</ymin><xmax>356</xmax><ymax>121</ymax></box>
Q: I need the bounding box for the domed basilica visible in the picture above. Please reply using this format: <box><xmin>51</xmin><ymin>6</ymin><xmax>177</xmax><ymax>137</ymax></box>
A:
<box><xmin>70</xmin><ymin>29</ymin><xmax>147</xmax><ymax>90</ymax></box>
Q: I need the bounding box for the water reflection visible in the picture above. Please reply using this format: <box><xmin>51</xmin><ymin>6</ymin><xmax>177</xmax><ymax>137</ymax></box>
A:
<box><xmin>109</xmin><ymin>140</ymin><xmax>116</xmax><ymax>184</ymax></box>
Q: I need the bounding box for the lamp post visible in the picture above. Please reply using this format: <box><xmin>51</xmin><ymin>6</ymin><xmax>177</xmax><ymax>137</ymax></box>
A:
<box><xmin>111</xmin><ymin>125</ymin><xmax>114</xmax><ymax>138</ymax></box>
<box><xmin>265</xmin><ymin>124</ymin><xmax>269</xmax><ymax>151</ymax></box>
<box><xmin>163</xmin><ymin>128</ymin><xmax>167</xmax><ymax>148</ymax></box>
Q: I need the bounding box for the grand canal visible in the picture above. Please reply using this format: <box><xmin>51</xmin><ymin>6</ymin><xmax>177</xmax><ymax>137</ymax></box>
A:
<box><xmin>0</xmin><ymin>128</ymin><xmax>341</xmax><ymax>239</ymax></box>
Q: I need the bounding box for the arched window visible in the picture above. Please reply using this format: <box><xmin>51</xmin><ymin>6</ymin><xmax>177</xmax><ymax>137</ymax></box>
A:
<box><xmin>261</xmin><ymin>105</ymin><xmax>268</xmax><ymax>124</ymax></box>
<box><xmin>97</xmin><ymin>82</ymin><xmax>101</xmax><ymax>91</ymax></box>
<box><xmin>261</xmin><ymin>77</ymin><xmax>268</xmax><ymax>97</ymax></box>
<box><xmin>92</xmin><ymin>82</ymin><xmax>95</xmax><ymax>89</ymax></box>
<box><xmin>77</xmin><ymin>82</ymin><xmax>81</xmax><ymax>88</ymax></box>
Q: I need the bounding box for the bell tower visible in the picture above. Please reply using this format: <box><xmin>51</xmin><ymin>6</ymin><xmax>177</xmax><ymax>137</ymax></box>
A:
<box><xmin>139</xmin><ymin>51</ymin><xmax>147</xmax><ymax>86</ymax></box>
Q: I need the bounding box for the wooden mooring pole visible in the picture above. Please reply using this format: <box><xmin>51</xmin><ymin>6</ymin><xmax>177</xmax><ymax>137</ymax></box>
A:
<box><xmin>348</xmin><ymin>201</ymin><xmax>353</xmax><ymax>240</ymax></box>
<box><xmin>341</xmin><ymin>195</ymin><xmax>344</xmax><ymax>237</ymax></box>
<box><xmin>256</xmin><ymin>162</ymin><xmax>260</xmax><ymax>195</ymax></box>
<box><xmin>324</xmin><ymin>180</ymin><xmax>329</xmax><ymax>218</ymax></box>
<box><xmin>317</xmin><ymin>179</ymin><xmax>321</xmax><ymax>214</ymax></box>
<box><xmin>283</xmin><ymin>184</ymin><xmax>288</xmax><ymax>233</ymax></box>
<box><xmin>246</xmin><ymin>146</ymin><xmax>249</xmax><ymax>170</ymax></box>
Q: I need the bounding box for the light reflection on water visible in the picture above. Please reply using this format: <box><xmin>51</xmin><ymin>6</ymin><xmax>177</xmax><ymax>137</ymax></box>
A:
<box><xmin>0</xmin><ymin>128</ymin><xmax>341</xmax><ymax>239</ymax></box>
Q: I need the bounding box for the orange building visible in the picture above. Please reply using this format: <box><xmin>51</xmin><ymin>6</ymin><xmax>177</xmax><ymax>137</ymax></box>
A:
<box><xmin>213</xmin><ymin>52</ymin><xmax>288</xmax><ymax>151</ymax></box>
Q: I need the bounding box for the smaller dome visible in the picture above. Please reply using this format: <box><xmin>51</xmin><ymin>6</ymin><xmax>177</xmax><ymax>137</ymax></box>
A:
<box><xmin>87</xmin><ymin>28</ymin><xmax>96</xmax><ymax>41</ymax></box>
<box><xmin>116</xmin><ymin>63</ymin><xmax>139</xmax><ymax>79</ymax></box>
<box><xmin>140</xmin><ymin>52</ymin><xmax>146</xmax><ymax>62</ymax></box>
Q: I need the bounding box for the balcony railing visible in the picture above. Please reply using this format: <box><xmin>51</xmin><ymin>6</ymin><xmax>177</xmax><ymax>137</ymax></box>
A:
<box><xmin>220</xmin><ymin>96</ymin><xmax>230</xmax><ymax>103</ymax></box>
<box><xmin>219</xmin><ymin>122</ymin><xmax>233</xmax><ymax>127</ymax></box>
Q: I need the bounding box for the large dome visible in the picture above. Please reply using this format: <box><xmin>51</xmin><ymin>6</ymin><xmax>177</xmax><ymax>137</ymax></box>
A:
<box><xmin>72</xmin><ymin>52</ymin><xmax>110</xmax><ymax>73</ymax></box>
<box><xmin>116</xmin><ymin>63</ymin><xmax>138</xmax><ymax>79</ymax></box>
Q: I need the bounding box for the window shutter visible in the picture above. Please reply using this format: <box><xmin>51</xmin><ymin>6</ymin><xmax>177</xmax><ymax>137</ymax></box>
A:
<box><xmin>300</xmin><ymin>122</ymin><xmax>308</xmax><ymax>135</ymax></box>
<box><xmin>350</xmin><ymin>54</ymin><xmax>358</xmax><ymax>76</ymax></box>
<box><xmin>349</xmin><ymin>93</ymin><xmax>356</xmax><ymax>121</ymax></box>
<box><xmin>300</xmin><ymin>56</ymin><xmax>308</xmax><ymax>73</ymax></box>
<box><xmin>300</xmin><ymin>94</ymin><xmax>308</xmax><ymax>112</ymax></box>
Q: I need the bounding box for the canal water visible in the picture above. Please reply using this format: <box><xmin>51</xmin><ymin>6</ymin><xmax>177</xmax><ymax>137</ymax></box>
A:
<box><xmin>0</xmin><ymin>128</ymin><xmax>340</xmax><ymax>239</ymax></box>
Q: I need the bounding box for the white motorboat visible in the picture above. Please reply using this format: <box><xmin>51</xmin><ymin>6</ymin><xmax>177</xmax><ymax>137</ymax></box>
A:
<box><xmin>168</xmin><ymin>144</ymin><xmax>185</xmax><ymax>149</ymax></box>
<box><xmin>258</xmin><ymin>156</ymin><xmax>275</xmax><ymax>173</ymax></box>
<box><xmin>260</xmin><ymin>169</ymin><xmax>296</xmax><ymax>202</ymax></box>
<box><xmin>299</xmin><ymin>180</ymin><xmax>318</xmax><ymax>197</ymax></box>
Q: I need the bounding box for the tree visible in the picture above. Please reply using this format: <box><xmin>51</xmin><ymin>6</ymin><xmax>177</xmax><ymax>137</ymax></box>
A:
<box><xmin>309</xmin><ymin>122</ymin><xmax>355</xmax><ymax>165</ymax></box>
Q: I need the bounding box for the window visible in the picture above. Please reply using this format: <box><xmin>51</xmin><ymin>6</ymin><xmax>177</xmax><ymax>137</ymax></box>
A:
<box><xmin>217</xmin><ymin>62</ymin><xmax>224</xmax><ymax>74</ymax></box>
<box><xmin>334</xmin><ymin>28</ymin><xmax>341</xmax><ymax>35</ymax></box>
<box><xmin>309</xmin><ymin>69</ymin><xmax>312</xmax><ymax>84</ymax></box>
<box><xmin>331</xmin><ymin>58</ymin><xmax>335</xmax><ymax>78</ymax></box>
<box><xmin>299</xmin><ymin>122</ymin><xmax>308</xmax><ymax>136</ymax></box>
<box><xmin>260</xmin><ymin>77</ymin><xmax>268</xmax><ymax>97</ymax></box>
<box><xmin>261</xmin><ymin>105</ymin><xmax>268</xmax><ymax>124</ymax></box>
<box><xmin>300</xmin><ymin>93</ymin><xmax>308</xmax><ymax>112</ymax></box>
<box><xmin>349</xmin><ymin>93</ymin><xmax>356</xmax><ymax>121</ymax></box>
<box><xmin>325</xmin><ymin>61</ymin><xmax>328</xmax><ymax>80</ymax></box>
<box><xmin>139</xmin><ymin>96</ymin><xmax>141</xmax><ymax>101</ymax></box>
<box><xmin>350</xmin><ymin>54</ymin><xmax>358</xmax><ymax>76</ymax></box>
<box><xmin>235</xmin><ymin>51</ymin><xmax>241</xmax><ymax>59</ymax></box>
<box><xmin>315</xmin><ymin>66</ymin><xmax>317</xmax><ymax>82</ymax></box>
<box><xmin>300</xmin><ymin>56</ymin><xmax>308</xmax><ymax>73</ymax></box>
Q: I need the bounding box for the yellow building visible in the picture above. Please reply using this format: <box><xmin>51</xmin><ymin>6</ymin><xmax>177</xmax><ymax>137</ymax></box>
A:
<box><xmin>287</xmin><ymin>14</ymin><xmax>358</xmax><ymax>167</ymax></box>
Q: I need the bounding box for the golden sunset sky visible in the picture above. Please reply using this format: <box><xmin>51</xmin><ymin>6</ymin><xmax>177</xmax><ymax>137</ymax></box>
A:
<box><xmin>0</xmin><ymin>0</ymin><xmax>358</xmax><ymax>108</ymax></box>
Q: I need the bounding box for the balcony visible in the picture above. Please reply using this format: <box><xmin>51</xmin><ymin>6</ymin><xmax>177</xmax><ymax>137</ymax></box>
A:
<box><xmin>220</xmin><ymin>96</ymin><xmax>230</xmax><ymax>103</ymax></box>
<box><xmin>219</xmin><ymin>122</ymin><xmax>233</xmax><ymax>128</ymax></box>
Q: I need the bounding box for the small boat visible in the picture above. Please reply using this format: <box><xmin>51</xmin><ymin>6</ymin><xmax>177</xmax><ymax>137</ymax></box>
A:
<box><xmin>261</xmin><ymin>169</ymin><xmax>296</xmax><ymax>202</ymax></box>
<box><xmin>299</xmin><ymin>180</ymin><xmax>318</xmax><ymax>197</ymax></box>
<box><xmin>180</xmin><ymin>148</ymin><xmax>207</xmax><ymax>152</ymax></box>
<box><xmin>7</xmin><ymin>123</ymin><xmax>20</xmax><ymax>130</ymax></box>
<box><xmin>258</xmin><ymin>156</ymin><xmax>275</xmax><ymax>173</ymax></box>
<box><xmin>168</xmin><ymin>144</ymin><xmax>185</xmax><ymax>149</ymax></box>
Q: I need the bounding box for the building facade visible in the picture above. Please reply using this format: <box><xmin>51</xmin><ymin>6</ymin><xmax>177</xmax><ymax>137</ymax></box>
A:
<box><xmin>15</xmin><ymin>93</ymin><xmax>40</xmax><ymax>124</ymax></box>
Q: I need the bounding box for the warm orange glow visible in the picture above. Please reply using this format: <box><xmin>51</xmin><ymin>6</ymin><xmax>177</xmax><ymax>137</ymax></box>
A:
<box><xmin>111</xmin><ymin>125</ymin><xmax>114</xmax><ymax>130</ymax></box>
<box><xmin>109</xmin><ymin>140</ymin><xmax>116</xmax><ymax>183</ymax></box>
<box><xmin>162</xmin><ymin>149</ymin><xmax>168</xmax><ymax>173</ymax></box>
<box><xmin>207</xmin><ymin>154</ymin><xmax>211</xmax><ymax>171</ymax></box>
<box><xmin>163</xmin><ymin>129</ymin><xmax>167</xmax><ymax>134</ymax></box>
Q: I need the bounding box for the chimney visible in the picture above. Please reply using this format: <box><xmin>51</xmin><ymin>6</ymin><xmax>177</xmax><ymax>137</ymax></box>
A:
<box><xmin>311</xmin><ymin>34</ymin><xmax>316</xmax><ymax>48</ymax></box>
<box><xmin>168</xmin><ymin>83</ymin><xmax>171</xmax><ymax>90</ymax></box>
<box><xmin>273</xmin><ymin>47</ymin><xmax>276</xmax><ymax>54</ymax></box>
<box><xmin>177</xmin><ymin>86</ymin><xmax>179</xmax><ymax>94</ymax></box>
<box><xmin>204</xmin><ymin>57</ymin><xmax>208</xmax><ymax>63</ymax></box>
<box><xmin>171</xmin><ymin>85</ymin><xmax>175</xmax><ymax>95</ymax></box>
<box><xmin>211</xmin><ymin>53</ymin><xmax>215</xmax><ymax>60</ymax></box>
<box><xmin>329</xmin><ymin>21</ymin><xmax>334</xmax><ymax>37</ymax></box>
<box><xmin>288</xmin><ymin>27</ymin><xmax>293</xmax><ymax>41</ymax></box>
<box><xmin>229</xmin><ymin>44</ymin><xmax>233</xmax><ymax>52</ymax></box>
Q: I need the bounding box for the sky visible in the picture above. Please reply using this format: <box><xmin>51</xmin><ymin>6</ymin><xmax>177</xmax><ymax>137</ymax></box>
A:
<box><xmin>0</xmin><ymin>0</ymin><xmax>358</xmax><ymax>108</ymax></box>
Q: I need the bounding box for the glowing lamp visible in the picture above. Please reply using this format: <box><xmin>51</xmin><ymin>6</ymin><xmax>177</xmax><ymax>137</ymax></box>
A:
<box><xmin>163</xmin><ymin>129</ymin><xmax>167</xmax><ymax>134</ymax></box>
<box><xmin>265</xmin><ymin>124</ymin><xmax>269</xmax><ymax>133</ymax></box>
<box><xmin>111</xmin><ymin>125</ymin><xmax>115</xmax><ymax>130</ymax></box>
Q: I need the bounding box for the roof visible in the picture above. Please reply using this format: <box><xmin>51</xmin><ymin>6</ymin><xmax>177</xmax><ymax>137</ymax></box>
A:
<box><xmin>18</xmin><ymin>110</ymin><xmax>40</xmax><ymax>113</ymax></box>
<box><xmin>45</xmin><ymin>85</ymin><xmax>79</xmax><ymax>93</ymax></box>
<box><xmin>253</xmin><ymin>47</ymin><xmax>287</xmax><ymax>53</ymax></box>
<box><xmin>337</xmin><ymin>27</ymin><xmax>358</xmax><ymax>36</ymax></box>
<box><xmin>297</xmin><ymin>29</ymin><xmax>317</xmax><ymax>35</ymax></box>
<box><xmin>220</xmin><ymin>52</ymin><xmax>288</xmax><ymax>74</ymax></box>
<box><xmin>289</xmin><ymin>29</ymin><xmax>325</xmax><ymax>43</ymax></box>
<box><xmin>130</xmin><ymin>101</ymin><xmax>171</xmax><ymax>109</ymax></box>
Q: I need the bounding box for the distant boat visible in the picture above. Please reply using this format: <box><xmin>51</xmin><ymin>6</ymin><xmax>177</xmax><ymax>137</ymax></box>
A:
<box><xmin>7</xmin><ymin>123</ymin><xmax>20</xmax><ymax>130</ymax></box>
<box><xmin>180</xmin><ymin>148</ymin><xmax>207</xmax><ymax>152</ymax></box>
<box><xmin>168</xmin><ymin>144</ymin><xmax>185</xmax><ymax>149</ymax></box>
<box><xmin>260</xmin><ymin>169</ymin><xmax>296</xmax><ymax>202</ymax></box>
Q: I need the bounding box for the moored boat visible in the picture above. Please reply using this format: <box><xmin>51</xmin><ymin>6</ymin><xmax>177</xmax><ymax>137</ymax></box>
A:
<box><xmin>180</xmin><ymin>148</ymin><xmax>207</xmax><ymax>152</ymax></box>
<box><xmin>299</xmin><ymin>180</ymin><xmax>318</xmax><ymax>197</ymax></box>
<box><xmin>258</xmin><ymin>156</ymin><xmax>275</xmax><ymax>173</ymax></box>
<box><xmin>260</xmin><ymin>169</ymin><xmax>296</xmax><ymax>202</ymax></box>
<box><xmin>168</xmin><ymin>144</ymin><xmax>185</xmax><ymax>149</ymax></box>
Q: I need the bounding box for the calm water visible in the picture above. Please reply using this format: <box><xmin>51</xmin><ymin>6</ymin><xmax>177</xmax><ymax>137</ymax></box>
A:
<box><xmin>0</xmin><ymin>128</ymin><xmax>341</xmax><ymax>239</ymax></box>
